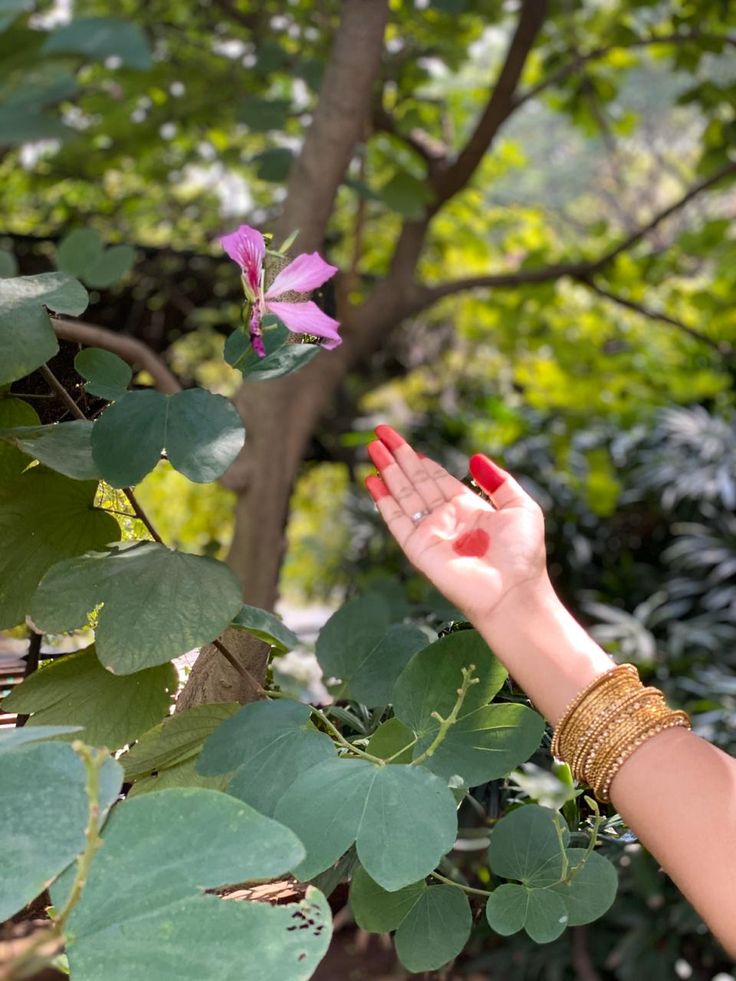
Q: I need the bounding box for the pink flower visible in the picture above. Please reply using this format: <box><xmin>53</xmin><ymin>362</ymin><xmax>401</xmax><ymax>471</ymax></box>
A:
<box><xmin>219</xmin><ymin>224</ymin><xmax>341</xmax><ymax>357</ymax></box>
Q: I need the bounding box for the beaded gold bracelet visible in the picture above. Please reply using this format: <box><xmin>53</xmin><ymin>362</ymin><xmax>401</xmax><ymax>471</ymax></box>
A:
<box><xmin>551</xmin><ymin>662</ymin><xmax>692</xmax><ymax>803</ymax></box>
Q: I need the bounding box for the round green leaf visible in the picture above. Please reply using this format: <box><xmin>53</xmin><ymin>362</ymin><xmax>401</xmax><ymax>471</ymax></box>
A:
<box><xmin>394</xmin><ymin>886</ymin><xmax>472</xmax><ymax>972</ymax></box>
<box><xmin>30</xmin><ymin>542</ymin><xmax>243</xmax><ymax>673</ymax></box>
<box><xmin>230</xmin><ymin>603</ymin><xmax>300</xmax><ymax>652</ymax></box>
<box><xmin>54</xmin><ymin>789</ymin><xmax>329</xmax><ymax>981</ymax></box>
<box><xmin>0</xmin><ymin>741</ymin><xmax>122</xmax><ymax>920</ymax></box>
<box><xmin>198</xmin><ymin>699</ymin><xmax>336</xmax><ymax>817</ymax></box>
<box><xmin>127</xmin><ymin>756</ymin><xmax>231</xmax><ymax>797</ymax></box>
<box><xmin>550</xmin><ymin>848</ymin><xmax>618</xmax><ymax>925</ymax></box>
<box><xmin>122</xmin><ymin>702</ymin><xmax>240</xmax><ymax>781</ymax></box>
<box><xmin>91</xmin><ymin>389</ymin><xmax>245</xmax><ymax>487</ymax></box>
<box><xmin>416</xmin><ymin>702</ymin><xmax>545</xmax><ymax>786</ymax></box>
<box><xmin>0</xmin><ymin>420</ymin><xmax>100</xmax><ymax>479</ymax></box>
<box><xmin>41</xmin><ymin>17</ymin><xmax>153</xmax><ymax>70</ymax></box>
<box><xmin>91</xmin><ymin>389</ymin><xmax>167</xmax><ymax>486</ymax></box>
<box><xmin>0</xmin><ymin>396</ymin><xmax>40</xmax><ymax>479</ymax></box>
<box><xmin>84</xmin><ymin>244</ymin><xmax>136</xmax><ymax>288</ymax></box>
<box><xmin>366</xmin><ymin>718</ymin><xmax>416</xmax><ymax>764</ymax></box>
<box><xmin>488</xmin><ymin>804</ymin><xmax>569</xmax><ymax>888</ymax></box>
<box><xmin>165</xmin><ymin>388</ymin><xmax>245</xmax><ymax>482</ymax></box>
<box><xmin>392</xmin><ymin>629</ymin><xmax>507</xmax><ymax>736</ymax></box>
<box><xmin>486</xmin><ymin>882</ymin><xmax>569</xmax><ymax>943</ymax></box>
<box><xmin>0</xmin><ymin>272</ymin><xmax>87</xmax><ymax>385</ymax></box>
<box><xmin>75</xmin><ymin>347</ymin><xmax>132</xmax><ymax>400</ymax></box>
<box><xmin>0</xmin><ymin>467</ymin><xmax>120</xmax><ymax>630</ymax></box>
<box><xmin>485</xmin><ymin>883</ymin><xmax>528</xmax><ymax>936</ymax></box>
<box><xmin>2</xmin><ymin>646</ymin><xmax>177</xmax><ymax>751</ymax></box>
<box><xmin>0</xmin><ymin>726</ymin><xmax>83</xmax><ymax>753</ymax></box>
<box><xmin>349</xmin><ymin>865</ymin><xmax>426</xmax><ymax>933</ymax></box>
<box><xmin>275</xmin><ymin>758</ymin><xmax>457</xmax><ymax>891</ymax></box>
<box><xmin>57</xmin><ymin>228</ymin><xmax>103</xmax><ymax>278</ymax></box>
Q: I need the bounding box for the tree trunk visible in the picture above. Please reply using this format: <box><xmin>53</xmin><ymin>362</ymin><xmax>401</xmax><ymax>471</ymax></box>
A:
<box><xmin>177</xmin><ymin>0</ymin><xmax>390</xmax><ymax>709</ymax></box>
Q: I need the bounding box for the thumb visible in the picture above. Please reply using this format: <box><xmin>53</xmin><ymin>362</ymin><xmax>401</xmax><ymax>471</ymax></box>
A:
<box><xmin>468</xmin><ymin>454</ymin><xmax>535</xmax><ymax>510</ymax></box>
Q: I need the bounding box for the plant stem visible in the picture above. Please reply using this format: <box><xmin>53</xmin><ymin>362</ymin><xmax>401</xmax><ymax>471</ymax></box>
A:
<box><xmin>212</xmin><ymin>637</ymin><xmax>264</xmax><ymax>690</ymax></box>
<box><xmin>411</xmin><ymin>665</ymin><xmax>479</xmax><ymax>766</ymax></box>
<box><xmin>430</xmin><ymin>870</ymin><xmax>491</xmax><ymax>897</ymax></box>
<box><xmin>383</xmin><ymin>737</ymin><xmax>418</xmax><ymax>763</ymax></box>
<box><xmin>267</xmin><ymin>691</ymin><xmax>386</xmax><ymax>765</ymax></box>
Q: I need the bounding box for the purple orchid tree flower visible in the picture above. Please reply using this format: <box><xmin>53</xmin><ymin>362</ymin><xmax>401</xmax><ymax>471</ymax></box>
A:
<box><xmin>219</xmin><ymin>224</ymin><xmax>341</xmax><ymax>357</ymax></box>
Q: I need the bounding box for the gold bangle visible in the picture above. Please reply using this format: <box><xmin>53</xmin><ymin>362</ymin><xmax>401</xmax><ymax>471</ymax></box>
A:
<box><xmin>586</xmin><ymin>697</ymin><xmax>672</xmax><ymax>786</ymax></box>
<box><xmin>560</xmin><ymin>675</ymin><xmax>645</xmax><ymax>763</ymax></box>
<box><xmin>551</xmin><ymin>664</ymin><xmax>638</xmax><ymax>760</ymax></box>
<box><xmin>571</xmin><ymin>688</ymin><xmax>663</xmax><ymax>782</ymax></box>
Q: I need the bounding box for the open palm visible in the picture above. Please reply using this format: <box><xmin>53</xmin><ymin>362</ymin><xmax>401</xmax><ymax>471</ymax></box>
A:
<box><xmin>366</xmin><ymin>428</ymin><xmax>548</xmax><ymax>621</ymax></box>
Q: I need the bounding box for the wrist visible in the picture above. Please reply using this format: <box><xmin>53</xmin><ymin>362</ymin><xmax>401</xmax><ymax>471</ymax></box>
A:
<box><xmin>473</xmin><ymin>575</ymin><xmax>615</xmax><ymax>726</ymax></box>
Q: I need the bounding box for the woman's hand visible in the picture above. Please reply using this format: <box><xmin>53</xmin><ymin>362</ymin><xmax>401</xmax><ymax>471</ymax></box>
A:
<box><xmin>365</xmin><ymin>425</ymin><xmax>549</xmax><ymax>622</ymax></box>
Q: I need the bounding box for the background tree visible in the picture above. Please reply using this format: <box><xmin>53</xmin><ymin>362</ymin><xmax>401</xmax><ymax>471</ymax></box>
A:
<box><xmin>2</xmin><ymin>0</ymin><xmax>735</xmax><ymax>710</ymax></box>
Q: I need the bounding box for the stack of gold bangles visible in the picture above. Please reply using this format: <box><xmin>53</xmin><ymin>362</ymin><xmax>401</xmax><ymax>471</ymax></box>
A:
<box><xmin>551</xmin><ymin>663</ymin><xmax>691</xmax><ymax>802</ymax></box>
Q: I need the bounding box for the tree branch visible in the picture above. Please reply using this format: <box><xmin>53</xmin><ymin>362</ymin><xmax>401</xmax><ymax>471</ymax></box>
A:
<box><xmin>372</xmin><ymin>104</ymin><xmax>448</xmax><ymax>173</ymax></box>
<box><xmin>51</xmin><ymin>317</ymin><xmax>182</xmax><ymax>394</ymax></box>
<box><xmin>431</xmin><ymin>0</ymin><xmax>549</xmax><ymax>205</ymax></box>
<box><xmin>577</xmin><ymin>277</ymin><xmax>734</xmax><ymax>358</ymax></box>
<box><xmin>272</xmin><ymin>0</ymin><xmax>390</xmax><ymax>250</ymax></box>
<box><xmin>416</xmin><ymin>159</ymin><xmax>736</xmax><ymax>307</ymax></box>
<box><xmin>514</xmin><ymin>31</ymin><xmax>736</xmax><ymax>110</ymax></box>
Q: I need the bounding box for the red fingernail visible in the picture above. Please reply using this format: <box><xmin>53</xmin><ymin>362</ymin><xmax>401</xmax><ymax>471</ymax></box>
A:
<box><xmin>375</xmin><ymin>424</ymin><xmax>405</xmax><ymax>452</ymax></box>
<box><xmin>368</xmin><ymin>440</ymin><xmax>395</xmax><ymax>470</ymax></box>
<box><xmin>417</xmin><ymin>452</ymin><xmax>427</xmax><ymax>460</ymax></box>
<box><xmin>469</xmin><ymin>454</ymin><xmax>506</xmax><ymax>493</ymax></box>
<box><xmin>365</xmin><ymin>475</ymin><xmax>391</xmax><ymax>500</ymax></box>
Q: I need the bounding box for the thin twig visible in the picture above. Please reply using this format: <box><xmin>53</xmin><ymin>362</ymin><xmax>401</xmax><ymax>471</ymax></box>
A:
<box><xmin>411</xmin><ymin>666</ymin><xmax>479</xmax><ymax>766</ymax></box>
<box><xmin>212</xmin><ymin>638</ymin><xmax>265</xmax><ymax>691</ymax></box>
<box><xmin>430</xmin><ymin>870</ymin><xmax>492</xmax><ymax>898</ymax></box>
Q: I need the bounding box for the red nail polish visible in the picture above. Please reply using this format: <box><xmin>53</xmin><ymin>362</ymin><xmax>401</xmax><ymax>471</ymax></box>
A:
<box><xmin>416</xmin><ymin>452</ymin><xmax>427</xmax><ymax>460</ymax></box>
<box><xmin>453</xmin><ymin>528</ymin><xmax>490</xmax><ymax>557</ymax></box>
<box><xmin>368</xmin><ymin>440</ymin><xmax>395</xmax><ymax>470</ymax></box>
<box><xmin>468</xmin><ymin>454</ymin><xmax>506</xmax><ymax>493</ymax></box>
<box><xmin>365</xmin><ymin>475</ymin><xmax>391</xmax><ymax>500</ymax></box>
<box><xmin>375</xmin><ymin>424</ymin><xmax>405</xmax><ymax>452</ymax></box>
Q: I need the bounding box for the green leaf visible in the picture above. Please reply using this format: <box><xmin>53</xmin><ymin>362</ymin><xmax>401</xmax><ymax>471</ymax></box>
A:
<box><xmin>0</xmin><ymin>249</ymin><xmax>18</xmax><ymax>277</ymax></box>
<box><xmin>2</xmin><ymin>647</ymin><xmax>177</xmax><ymax>751</ymax></box>
<box><xmin>57</xmin><ymin>228</ymin><xmax>103</xmax><ymax>278</ymax></box>
<box><xmin>486</xmin><ymin>883</ymin><xmax>569</xmax><ymax>943</ymax></box>
<box><xmin>31</xmin><ymin>542</ymin><xmax>243</xmax><ymax>674</ymax></box>
<box><xmin>0</xmin><ymin>272</ymin><xmax>88</xmax><ymax>385</ymax></box>
<box><xmin>318</xmin><ymin>603</ymin><xmax>428</xmax><ymax>706</ymax></box>
<box><xmin>0</xmin><ymin>741</ymin><xmax>122</xmax><ymax>920</ymax></box>
<box><xmin>365</xmin><ymin>718</ymin><xmax>415</xmax><ymax>763</ymax></box>
<box><xmin>274</xmin><ymin>758</ymin><xmax>457</xmax><ymax>890</ymax></box>
<box><xmin>488</xmin><ymin>804</ymin><xmax>569</xmax><ymax>888</ymax></box>
<box><xmin>54</xmin><ymin>789</ymin><xmax>330</xmax><ymax>981</ymax></box>
<box><xmin>198</xmin><ymin>699</ymin><xmax>336</xmax><ymax>817</ymax></box>
<box><xmin>84</xmin><ymin>245</ymin><xmax>136</xmax><ymax>288</ymax></box>
<box><xmin>122</xmin><ymin>702</ymin><xmax>240</xmax><ymax>780</ymax></box>
<box><xmin>0</xmin><ymin>0</ymin><xmax>25</xmax><ymax>31</ymax></box>
<box><xmin>0</xmin><ymin>107</ymin><xmax>67</xmax><ymax>145</ymax></box>
<box><xmin>224</xmin><ymin>326</ymin><xmax>321</xmax><ymax>382</ymax></box>
<box><xmin>91</xmin><ymin>388</ymin><xmax>245</xmax><ymax>487</ymax></box>
<box><xmin>377</xmin><ymin>171</ymin><xmax>434</xmax><ymax>220</ymax></box>
<box><xmin>74</xmin><ymin>348</ymin><xmax>132</xmax><ymax>400</ymax></box>
<box><xmin>0</xmin><ymin>725</ymin><xmax>83</xmax><ymax>752</ymax></box>
<box><xmin>415</xmin><ymin>702</ymin><xmax>545</xmax><ymax>786</ymax></box>
<box><xmin>253</xmin><ymin>147</ymin><xmax>294</xmax><ymax>182</ymax></box>
<box><xmin>0</xmin><ymin>396</ymin><xmax>39</xmax><ymax>479</ymax></box>
<box><xmin>42</xmin><ymin>17</ymin><xmax>153</xmax><ymax>70</ymax></box>
<box><xmin>394</xmin><ymin>885</ymin><xmax>472</xmax><ymax>972</ymax></box>
<box><xmin>550</xmin><ymin>848</ymin><xmax>618</xmax><ymax>925</ymax></box>
<box><xmin>127</xmin><ymin>756</ymin><xmax>231</xmax><ymax>797</ymax></box>
<box><xmin>349</xmin><ymin>865</ymin><xmax>426</xmax><ymax>932</ymax></box>
<box><xmin>239</xmin><ymin>97</ymin><xmax>291</xmax><ymax>132</ymax></box>
<box><xmin>392</xmin><ymin>629</ymin><xmax>507</xmax><ymax>736</ymax></box>
<box><xmin>230</xmin><ymin>604</ymin><xmax>300</xmax><ymax>652</ymax></box>
<box><xmin>0</xmin><ymin>467</ymin><xmax>120</xmax><ymax>630</ymax></box>
<box><xmin>0</xmin><ymin>420</ymin><xmax>100</xmax><ymax>479</ymax></box>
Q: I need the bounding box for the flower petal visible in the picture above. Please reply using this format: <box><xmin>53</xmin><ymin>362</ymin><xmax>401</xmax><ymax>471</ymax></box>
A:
<box><xmin>265</xmin><ymin>252</ymin><xmax>338</xmax><ymax>299</ymax></box>
<box><xmin>219</xmin><ymin>225</ymin><xmax>265</xmax><ymax>299</ymax></box>
<box><xmin>248</xmin><ymin>305</ymin><xmax>266</xmax><ymax>358</ymax></box>
<box><xmin>265</xmin><ymin>300</ymin><xmax>342</xmax><ymax>349</ymax></box>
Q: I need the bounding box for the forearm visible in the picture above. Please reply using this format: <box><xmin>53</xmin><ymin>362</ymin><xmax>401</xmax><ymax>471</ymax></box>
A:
<box><xmin>474</xmin><ymin>579</ymin><xmax>736</xmax><ymax>958</ymax></box>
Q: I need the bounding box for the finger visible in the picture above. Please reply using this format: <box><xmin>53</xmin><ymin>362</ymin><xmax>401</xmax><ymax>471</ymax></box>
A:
<box><xmin>365</xmin><ymin>475</ymin><xmax>415</xmax><ymax>547</ymax></box>
<box><xmin>368</xmin><ymin>440</ymin><xmax>431</xmax><ymax>520</ymax></box>
<box><xmin>375</xmin><ymin>425</ymin><xmax>445</xmax><ymax>509</ymax></box>
<box><xmin>418</xmin><ymin>452</ymin><xmax>470</xmax><ymax>502</ymax></box>
<box><xmin>468</xmin><ymin>453</ymin><xmax>535</xmax><ymax>510</ymax></box>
